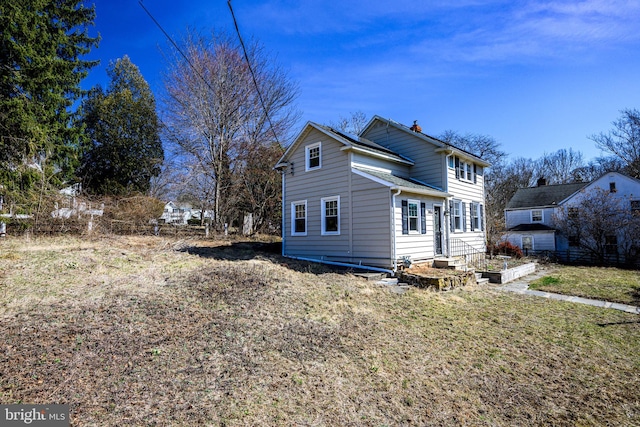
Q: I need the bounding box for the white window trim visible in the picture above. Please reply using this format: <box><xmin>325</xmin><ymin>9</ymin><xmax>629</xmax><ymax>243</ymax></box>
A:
<box><xmin>531</xmin><ymin>209</ymin><xmax>543</xmax><ymax>223</ymax></box>
<box><xmin>291</xmin><ymin>200</ymin><xmax>307</xmax><ymax>236</ymax></box>
<box><xmin>321</xmin><ymin>196</ymin><xmax>340</xmax><ymax>236</ymax></box>
<box><xmin>305</xmin><ymin>142</ymin><xmax>322</xmax><ymax>171</ymax></box>
<box><xmin>459</xmin><ymin>160</ymin><xmax>473</xmax><ymax>182</ymax></box>
<box><xmin>470</xmin><ymin>202</ymin><xmax>481</xmax><ymax>231</ymax></box>
<box><xmin>452</xmin><ymin>199</ymin><xmax>463</xmax><ymax>232</ymax></box>
<box><xmin>408</xmin><ymin>199</ymin><xmax>420</xmax><ymax>234</ymax></box>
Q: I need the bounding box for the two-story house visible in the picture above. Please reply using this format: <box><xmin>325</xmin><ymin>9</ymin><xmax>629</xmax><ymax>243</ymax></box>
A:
<box><xmin>274</xmin><ymin>116</ymin><xmax>490</xmax><ymax>272</ymax></box>
<box><xmin>504</xmin><ymin>172</ymin><xmax>640</xmax><ymax>263</ymax></box>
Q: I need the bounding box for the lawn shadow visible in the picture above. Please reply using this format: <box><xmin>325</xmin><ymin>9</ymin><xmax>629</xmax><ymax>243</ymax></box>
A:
<box><xmin>178</xmin><ymin>241</ymin><xmax>364</xmax><ymax>275</ymax></box>
<box><xmin>628</xmin><ymin>286</ymin><xmax>640</xmax><ymax>306</ymax></box>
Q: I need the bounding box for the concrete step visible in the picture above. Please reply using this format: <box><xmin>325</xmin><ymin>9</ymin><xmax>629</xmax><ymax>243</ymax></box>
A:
<box><xmin>433</xmin><ymin>257</ymin><xmax>467</xmax><ymax>270</ymax></box>
<box><xmin>354</xmin><ymin>272</ymin><xmax>389</xmax><ymax>281</ymax></box>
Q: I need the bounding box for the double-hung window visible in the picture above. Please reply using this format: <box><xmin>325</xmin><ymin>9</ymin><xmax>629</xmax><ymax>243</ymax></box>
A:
<box><xmin>321</xmin><ymin>196</ymin><xmax>340</xmax><ymax>235</ymax></box>
<box><xmin>450</xmin><ymin>199</ymin><xmax>466</xmax><ymax>232</ymax></box>
<box><xmin>401</xmin><ymin>200</ymin><xmax>427</xmax><ymax>234</ymax></box>
<box><xmin>305</xmin><ymin>142</ymin><xmax>321</xmax><ymax>171</ymax></box>
<box><xmin>291</xmin><ymin>201</ymin><xmax>307</xmax><ymax>236</ymax></box>
<box><xmin>531</xmin><ymin>209</ymin><xmax>543</xmax><ymax>222</ymax></box>
<box><xmin>451</xmin><ymin>156</ymin><xmax>476</xmax><ymax>183</ymax></box>
<box><xmin>470</xmin><ymin>202</ymin><xmax>483</xmax><ymax>231</ymax></box>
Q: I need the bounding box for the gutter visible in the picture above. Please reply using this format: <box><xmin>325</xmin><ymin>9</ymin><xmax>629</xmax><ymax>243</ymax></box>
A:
<box><xmin>284</xmin><ymin>255</ymin><xmax>393</xmax><ymax>275</ymax></box>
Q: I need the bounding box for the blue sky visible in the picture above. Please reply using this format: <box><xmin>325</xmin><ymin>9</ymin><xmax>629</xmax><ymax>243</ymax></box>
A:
<box><xmin>83</xmin><ymin>0</ymin><xmax>640</xmax><ymax>162</ymax></box>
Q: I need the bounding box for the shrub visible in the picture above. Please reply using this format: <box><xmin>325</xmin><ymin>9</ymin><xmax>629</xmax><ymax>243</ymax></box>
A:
<box><xmin>491</xmin><ymin>241</ymin><xmax>524</xmax><ymax>259</ymax></box>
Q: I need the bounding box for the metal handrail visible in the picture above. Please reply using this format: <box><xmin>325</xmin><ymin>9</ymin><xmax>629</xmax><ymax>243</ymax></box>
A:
<box><xmin>450</xmin><ymin>238</ymin><xmax>488</xmax><ymax>271</ymax></box>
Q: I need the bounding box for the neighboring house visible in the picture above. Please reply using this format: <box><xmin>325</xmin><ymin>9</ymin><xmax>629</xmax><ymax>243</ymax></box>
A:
<box><xmin>504</xmin><ymin>172</ymin><xmax>640</xmax><ymax>262</ymax></box>
<box><xmin>159</xmin><ymin>201</ymin><xmax>196</xmax><ymax>225</ymax></box>
<box><xmin>51</xmin><ymin>183</ymin><xmax>104</xmax><ymax>219</ymax></box>
<box><xmin>274</xmin><ymin>116</ymin><xmax>490</xmax><ymax>271</ymax></box>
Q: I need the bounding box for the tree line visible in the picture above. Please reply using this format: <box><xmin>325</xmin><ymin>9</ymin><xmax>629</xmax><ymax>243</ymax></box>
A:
<box><xmin>0</xmin><ymin>1</ymin><xmax>297</xmax><ymax>233</ymax></box>
<box><xmin>1</xmin><ymin>1</ymin><xmax>638</xmax><ymax>238</ymax></box>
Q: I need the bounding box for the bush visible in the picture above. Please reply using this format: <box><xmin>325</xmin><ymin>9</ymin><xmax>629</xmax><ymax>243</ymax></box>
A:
<box><xmin>491</xmin><ymin>241</ymin><xmax>524</xmax><ymax>259</ymax></box>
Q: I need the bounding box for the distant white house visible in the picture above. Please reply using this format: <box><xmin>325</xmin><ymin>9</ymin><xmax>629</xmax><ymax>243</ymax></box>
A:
<box><xmin>51</xmin><ymin>183</ymin><xmax>104</xmax><ymax>219</ymax></box>
<box><xmin>159</xmin><ymin>201</ymin><xmax>213</xmax><ymax>225</ymax></box>
<box><xmin>504</xmin><ymin>172</ymin><xmax>640</xmax><ymax>263</ymax></box>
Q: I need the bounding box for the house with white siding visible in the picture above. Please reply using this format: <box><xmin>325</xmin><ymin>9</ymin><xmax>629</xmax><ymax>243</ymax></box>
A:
<box><xmin>274</xmin><ymin>116</ymin><xmax>490</xmax><ymax>272</ymax></box>
<box><xmin>504</xmin><ymin>172</ymin><xmax>640</xmax><ymax>263</ymax></box>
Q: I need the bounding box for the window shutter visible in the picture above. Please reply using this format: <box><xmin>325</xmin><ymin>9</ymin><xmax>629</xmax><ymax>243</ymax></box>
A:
<box><xmin>420</xmin><ymin>202</ymin><xmax>427</xmax><ymax>234</ymax></box>
<box><xmin>401</xmin><ymin>200</ymin><xmax>408</xmax><ymax>235</ymax></box>
<box><xmin>449</xmin><ymin>200</ymin><xmax>454</xmax><ymax>232</ymax></box>
<box><xmin>473</xmin><ymin>164</ymin><xmax>477</xmax><ymax>184</ymax></box>
<box><xmin>462</xmin><ymin>202</ymin><xmax>467</xmax><ymax>232</ymax></box>
<box><xmin>455</xmin><ymin>157</ymin><xmax>460</xmax><ymax>180</ymax></box>
<box><xmin>480</xmin><ymin>204</ymin><xmax>484</xmax><ymax>231</ymax></box>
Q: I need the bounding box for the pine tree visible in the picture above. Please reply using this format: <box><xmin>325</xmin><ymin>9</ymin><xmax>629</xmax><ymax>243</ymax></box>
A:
<box><xmin>0</xmin><ymin>0</ymin><xmax>99</xmax><ymax>180</ymax></box>
<box><xmin>78</xmin><ymin>56</ymin><xmax>163</xmax><ymax>195</ymax></box>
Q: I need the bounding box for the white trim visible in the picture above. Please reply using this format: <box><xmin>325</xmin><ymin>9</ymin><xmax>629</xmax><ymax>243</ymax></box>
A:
<box><xmin>521</xmin><ymin>235</ymin><xmax>534</xmax><ymax>251</ymax></box>
<box><xmin>321</xmin><ymin>196</ymin><xmax>340</xmax><ymax>235</ymax></box>
<box><xmin>350</xmin><ymin>162</ymin><xmax>393</xmax><ymax>174</ymax></box>
<box><xmin>531</xmin><ymin>209</ymin><xmax>543</xmax><ymax>223</ymax></box>
<box><xmin>407</xmin><ymin>199</ymin><xmax>420</xmax><ymax>234</ymax></box>
<box><xmin>305</xmin><ymin>142</ymin><xmax>322</xmax><ymax>171</ymax></box>
<box><xmin>291</xmin><ymin>200</ymin><xmax>307</xmax><ymax>236</ymax></box>
<box><xmin>451</xmin><ymin>199</ymin><xmax>463</xmax><ymax>232</ymax></box>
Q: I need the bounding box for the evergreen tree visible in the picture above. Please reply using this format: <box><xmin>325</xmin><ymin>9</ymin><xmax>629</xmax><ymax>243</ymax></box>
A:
<box><xmin>78</xmin><ymin>56</ymin><xmax>163</xmax><ymax>195</ymax></box>
<box><xmin>0</xmin><ymin>0</ymin><xmax>99</xmax><ymax>182</ymax></box>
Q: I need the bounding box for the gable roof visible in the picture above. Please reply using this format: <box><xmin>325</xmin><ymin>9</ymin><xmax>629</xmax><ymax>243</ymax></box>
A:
<box><xmin>505</xmin><ymin>182</ymin><xmax>587</xmax><ymax>209</ymax></box>
<box><xmin>353</xmin><ymin>167</ymin><xmax>451</xmax><ymax>198</ymax></box>
<box><xmin>360</xmin><ymin>115</ymin><xmax>491</xmax><ymax>168</ymax></box>
<box><xmin>275</xmin><ymin>121</ymin><xmax>413</xmax><ymax>169</ymax></box>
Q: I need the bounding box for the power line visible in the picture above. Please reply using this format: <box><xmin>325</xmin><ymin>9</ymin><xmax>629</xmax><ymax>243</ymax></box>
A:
<box><xmin>138</xmin><ymin>1</ymin><xmax>214</xmax><ymax>94</ymax></box>
<box><xmin>139</xmin><ymin>0</ymin><xmax>281</xmax><ymax>146</ymax></box>
<box><xmin>227</xmin><ymin>0</ymin><xmax>280</xmax><ymax>146</ymax></box>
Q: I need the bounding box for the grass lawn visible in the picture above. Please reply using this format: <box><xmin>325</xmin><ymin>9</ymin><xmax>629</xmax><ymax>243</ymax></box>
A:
<box><xmin>1</xmin><ymin>236</ymin><xmax>639</xmax><ymax>426</ymax></box>
<box><xmin>529</xmin><ymin>265</ymin><xmax>640</xmax><ymax>306</ymax></box>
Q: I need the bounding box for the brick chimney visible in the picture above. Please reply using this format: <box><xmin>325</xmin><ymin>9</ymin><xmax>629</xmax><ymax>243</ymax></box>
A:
<box><xmin>409</xmin><ymin>120</ymin><xmax>422</xmax><ymax>133</ymax></box>
<box><xmin>537</xmin><ymin>177</ymin><xmax>547</xmax><ymax>187</ymax></box>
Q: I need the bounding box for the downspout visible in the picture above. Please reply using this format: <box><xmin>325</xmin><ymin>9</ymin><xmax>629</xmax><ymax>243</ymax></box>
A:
<box><xmin>391</xmin><ymin>188</ymin><xmax>402</xmax><ymax>272</ymax></box>
<box><xmin>281</xmin><ymin>168</ymin><xmax>286</xmax><ymax>257</ymax></box>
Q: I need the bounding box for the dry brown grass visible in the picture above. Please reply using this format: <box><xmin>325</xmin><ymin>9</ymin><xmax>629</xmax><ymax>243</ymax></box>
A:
<box><xmin>0</xmin><ymin>235</ymin><xmax>639</xmax><ymax>426</ymax></box>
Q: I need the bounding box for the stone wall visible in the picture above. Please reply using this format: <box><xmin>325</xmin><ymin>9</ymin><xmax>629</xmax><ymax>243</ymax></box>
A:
<box><xmin>397</xmin><ymin>270</ymin><xmax>476</xmax><ymax>291</ymax></box>
<box><xmin>481</xmin><ymin>263</ymin><xmax>536</xmax><ymax>284</ymax></box>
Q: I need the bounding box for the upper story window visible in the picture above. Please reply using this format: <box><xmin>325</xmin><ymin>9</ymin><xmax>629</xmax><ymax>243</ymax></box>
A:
<box><xmin>531</xmin><ymin>209</ymin><xmax>543</xmax><ymax>222</ymax></box>
<box><xmin>450</xmin><ymin>156</ymin><xmax>476</xmax><ymax>183</ymax></box>
<box><xmin>305</xmin><ymin>142</ymin><xmax>321</xmax><ymax>171</ymax></box>
<box><xmin>568</xmin><ymin>207</ymin><xmax>579</xmax><ymax>219</ymax></box>
<box><xmin>321</xmin><ymin>196</ymin><xmax>340</xmax><ymax>235</ymax></box>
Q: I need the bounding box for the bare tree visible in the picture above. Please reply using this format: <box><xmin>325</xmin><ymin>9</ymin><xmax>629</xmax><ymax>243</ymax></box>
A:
<box><xmin>554</xmin><ymin>187</ymin><xmax>640</xmax><ymax>265</ymax></box>
<box><xmin>537</xmin><ymin>148</ymin><xmax>585</xmax><ymax>184</ymax></box>
<box><xmin>161</xmin><ymin>29</ymin><xmax>299</xmax><ymax>229</ymax></box>
<box><xmin>329</xmin><ymin>111</ymin><xmax>368</xmax><ymax>135</ymax></box>
<box><xmin>590</xmin><ymin>108</ymin><xmax>640</xmax><ymax>178</ymax></box>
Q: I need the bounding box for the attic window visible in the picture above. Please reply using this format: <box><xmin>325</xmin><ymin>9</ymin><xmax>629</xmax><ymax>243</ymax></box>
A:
<box><xmin>609</xmin><ymin>182</ymin><xmax>617</xmax><ymax>193</ymax></box>
<box><xmin>305</xmin><ymin>142</ymin><xmax>321</xmax><ymax>171</ymax></box>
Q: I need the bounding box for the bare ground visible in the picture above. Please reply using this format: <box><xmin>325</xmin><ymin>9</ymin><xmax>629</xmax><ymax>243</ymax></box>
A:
<box><xmin>1</xmin><ymin>235</ymin><xmax>638</xmax><ymax>426</ymax></box>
